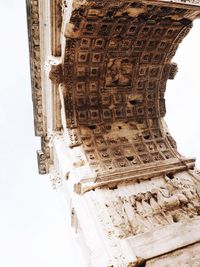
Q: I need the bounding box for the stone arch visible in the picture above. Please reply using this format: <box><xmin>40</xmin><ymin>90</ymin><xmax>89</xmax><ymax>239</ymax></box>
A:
<box><xmin>61</xmin><ymin>1</ymin><xmax>199</xmax><ymax>192</ymax></box>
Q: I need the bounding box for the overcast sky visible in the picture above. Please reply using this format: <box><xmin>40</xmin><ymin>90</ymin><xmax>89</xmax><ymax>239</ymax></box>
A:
<box><xmin>0</xmin><ymin>1</ymin><xmax>199</xmax><ymax>267</ymax></box>
<box><xmin>0</xmin><ymin>1</ymin><xmax>86</xmax><ymax>267</ymax></box>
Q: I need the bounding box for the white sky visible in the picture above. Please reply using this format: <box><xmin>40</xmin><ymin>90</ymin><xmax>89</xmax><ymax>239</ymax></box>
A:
<box><xmin>0</xmin><ymin>1</ymin><xmax>199</xmax><ymax>267</ymax></box>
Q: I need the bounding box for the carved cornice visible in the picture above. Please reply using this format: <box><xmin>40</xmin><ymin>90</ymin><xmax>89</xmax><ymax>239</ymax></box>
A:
<box><xmin>74</xmin><ymin>157</ymin><xmax>196</xmax><ymax>194</ymax></box>
<box><xmin>26</xmin><ymin>0</ymin><xmax>44</xmax><ymax>136</ymax></box>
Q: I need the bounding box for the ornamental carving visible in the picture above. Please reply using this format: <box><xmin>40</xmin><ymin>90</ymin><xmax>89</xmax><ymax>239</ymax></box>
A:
<box><xmin>61</xmin><ymin>1</ymin><xmax>199</xmax><ymax>179</ymax></box>
<box><xmin>90</xmin><ymin>173</ymin><xmax>200</xmax><ymax>239</ymax></box>
<box><xmin>27</xmin><ymin>0</ymin><xmax>200</xmax><ymax>266</ymax></box>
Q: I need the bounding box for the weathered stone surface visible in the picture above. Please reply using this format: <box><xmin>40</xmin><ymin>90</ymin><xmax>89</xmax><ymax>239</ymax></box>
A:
<box><xmin>146</xmin><ymin>242</ymin><xmax>200</xmax><ymax>267</ymax></box>
<box><xmin>27</xmin><ymin>0</ymin><xmax>200</xmax><ymax>266</ymax></box>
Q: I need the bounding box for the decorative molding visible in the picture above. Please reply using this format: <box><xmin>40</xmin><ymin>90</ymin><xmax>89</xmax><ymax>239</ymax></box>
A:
<box><xmin>74</xmin><ymin>158</ymin><xmax>196</xmax><ymax>194</ymax></box>
<box><xmin>50</xmin><ymin>0</ymin><xmax>62</xmax><ymax>56</ymax></box>
<box><xmin>26</xmin><ymin>0</ymin><xmax>45</xmax><ymax>136</ymax></box>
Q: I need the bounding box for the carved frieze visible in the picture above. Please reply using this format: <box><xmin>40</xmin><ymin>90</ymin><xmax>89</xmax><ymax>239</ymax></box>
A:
<box><xmin>89</xmin><ymin>172</ymin><xmax>200</xmax><ymax>239</ymax></box>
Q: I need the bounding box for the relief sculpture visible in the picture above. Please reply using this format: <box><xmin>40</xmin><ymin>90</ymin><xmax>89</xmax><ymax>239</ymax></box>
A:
<box><xmin>27</xmin><ymin>0</ymin><xmax>200</xmax><ymax>266</ymax></box>
<box><xmin>92</xmin><ymin>174</ymin><xmax>200</xmax><ymax>239</ymax></box>
<box><xmin>105</xmin><ymin>58</ymin><xmax>133</xmax><ymax>87</ymax></box>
